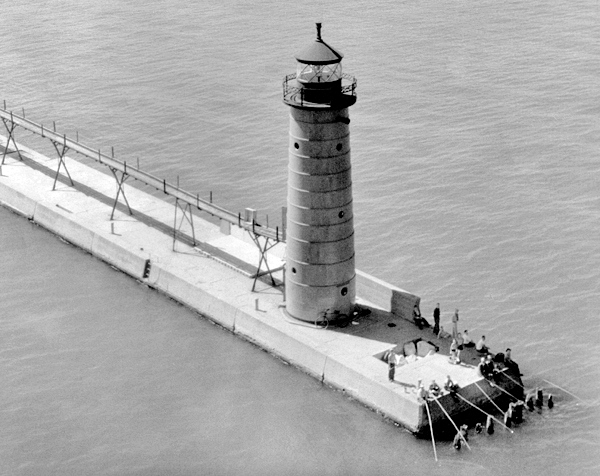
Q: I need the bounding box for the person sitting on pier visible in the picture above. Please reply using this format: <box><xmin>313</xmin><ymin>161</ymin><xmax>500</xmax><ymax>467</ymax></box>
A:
<box><xmin>437</xmin><ymin>326</ymin><xmax>451</xmax><ymax>339</ymax></box>
<box><xmin>477</xmin><ymin>357</ymin><xmax>487</xmax><ymax>377</ymax></box>
<box><xmin>456</xmin><ymin>332</ymin><xmax>464</xmax><ymax>349</ymax></box>
<box><xmin>485</xmin><ymin>354</ymin><xmax>499</xmax><ymax>380</ymax></box>
<box><xmin>444</xmin><ymin>374</ymin><xmax>459</xmax><ymax>393</ymax></box>
<box><xmin>416</xmin><ymin>383</ymin><xmax>428</xmax><ymax>403</ymax></box>
<box><xmin>413</xmin><ymin>304</ymin><xmax>430</xmax><ymax>330</ymax></box>
<box><xmin>462</xmin><ymin>330</ymin><xmax>475</xmax><ymax>347</ymax></box>
<box><xmin>449</xmin><ymin>348</ymin><xmax>461</xmax><ymax>365</ymax></box>
<box><xmin>450</xmin><ymin>338</ymin><xmax>458</xmax><ymax>354</ymax></box>
<box><xmin>478</xmin><ymin>356</ymin><xmax>495</xmax><ymax>380</ymax></box>
<box><xmin>449</xmin><ymin>339</ymin><xmax>461</xmax><ymax>364</ymax></box>
<box><xmin>504</xmin><ymin>347</ymin><xmax>522</xmax><ymax>375</ymax></box>
<box><xmin>476</xmin><ymin>335</ymin><xmax>489</xmax><ymax>353</ymax></box>
<box><xmin>429</xmin><ymin>380</ymin><xmax>441</xmax><ymax>397</ymax></box>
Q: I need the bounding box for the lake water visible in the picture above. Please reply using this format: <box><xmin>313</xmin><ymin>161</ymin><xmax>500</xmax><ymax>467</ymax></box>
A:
<box><xmin>1</xmin><ymin>1</ymin><xmax>599</xmax><ymax>474</ymax></box>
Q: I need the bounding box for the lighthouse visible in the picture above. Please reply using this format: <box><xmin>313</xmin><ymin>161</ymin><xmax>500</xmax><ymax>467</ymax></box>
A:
<box><xmin>282</xmin><ymin>23</ymin><xmax>357</xmax><ymax>323</ymax></box>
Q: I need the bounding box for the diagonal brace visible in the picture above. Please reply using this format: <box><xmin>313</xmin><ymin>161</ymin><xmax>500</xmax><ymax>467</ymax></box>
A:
<box><xmin>172</xmin><ymin>198</ymin><xmax>196</xmax><ymax>250</ymax></box>
<box><xmin>109</xmin><ymin>166</ymin><xmax>133</xmax><ymax>220</ymax></box>
<box><xmin>50</xmin><ymin>136</ymin><xmax>75</xmax><ymax>190</ymax></box>
<box><xmin>249</xmin><ymin>224</ymin><xmax>279</xmax><ymax>291</ymax></box>
<box><xmin>1</xmin><ymin>116</ymin><xmax>23</xmax><ymax>165</ymax></box>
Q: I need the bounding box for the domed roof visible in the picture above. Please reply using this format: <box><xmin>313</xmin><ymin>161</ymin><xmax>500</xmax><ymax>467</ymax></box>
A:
<box><xmin>295</xmin><ymin>23</ymin><xmax>344</xmax><ymax>65</ymax></box>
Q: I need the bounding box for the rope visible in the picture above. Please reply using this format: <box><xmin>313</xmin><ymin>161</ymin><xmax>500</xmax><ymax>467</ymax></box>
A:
<box><xmin>455</xmin><ymin>393</ymin><xmax>514</xmax><ymax>433</ymax></box>
<box><xmin>500</xmin><ymin>370</ymin><xmax>526</xmax><ymax>390</ymax></box>
<box><xmin>491</xmin><ymin>381</ymin><xmax>521</xmax><ymax>401</ymax></box>
<box><xmin>424</xmin><ymin>401</ymin><xmax>438</xmax><ymax>462</ymax></box>
<box><xmin>431</xmin><ymin>397</ymin><xmax>471</xmax><ymax>451</ymax></box>
<box><xmin>474</xmin><ymin>382</ymin><xmax>506</xmax><ymax>413</ymax></box>
<box><xmin>542</xmin><ymin>379</ymin><xmax>583</xmax><ymax>402</ymax></box>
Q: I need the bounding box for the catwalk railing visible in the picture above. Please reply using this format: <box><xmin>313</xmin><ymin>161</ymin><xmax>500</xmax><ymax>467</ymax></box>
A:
<box><xmin>0</xmin><ymin>104</ymin><xmax>284</xmax><ymax>242</ymax></box>
<box><xmin>0</xmin><ymin>104</ymin><xmax>285</xmax><ymax>290</ymax></box>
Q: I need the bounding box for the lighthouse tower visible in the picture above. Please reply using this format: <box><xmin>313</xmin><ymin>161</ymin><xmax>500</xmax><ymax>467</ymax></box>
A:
<box><xmin>282</xmin><ymin>23</ymin><xmax>357</xmax><ymax>323</ymax></box>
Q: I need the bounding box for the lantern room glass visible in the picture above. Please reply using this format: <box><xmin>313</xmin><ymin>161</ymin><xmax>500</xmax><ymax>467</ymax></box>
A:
<box><xmin>296</xmin><ymin>62</ymin><xmax>342</xmax><ymax>83</ymax></box>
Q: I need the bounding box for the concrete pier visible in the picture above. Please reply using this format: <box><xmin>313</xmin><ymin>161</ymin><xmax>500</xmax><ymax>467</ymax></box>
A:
<box><xmin>0</xmin><ymin>136</ymin><xmax>522</xmax><ymax>436</ymax></box>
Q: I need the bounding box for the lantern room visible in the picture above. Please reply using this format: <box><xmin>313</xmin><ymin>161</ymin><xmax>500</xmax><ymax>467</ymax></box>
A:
<box><xmin>283</xmin><ymin>23</ymin><xmax>356</xmax><ymax>108</ymax></box>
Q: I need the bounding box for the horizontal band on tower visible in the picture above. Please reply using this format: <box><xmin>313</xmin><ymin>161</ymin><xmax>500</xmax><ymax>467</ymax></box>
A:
<box><xmin>287</xmin><ymin>252</ymin><xmax>355</xmax><ymax>268</ymax></box>
<box><xmin>288</xmin><ymin>113</ymin><xmax>350</xmax><ymax>126</ymax></box>
<box><xmin>287</xmin><ymin>197</ymin><xmax>353</xmax><ymax>212</ymax></box>
<box><xmin>286</xmin><ymin>230</ymin><xmax>355</xmax><ymax>246</ymax></box>
<box><xmin>288</xmin><ymin>164</ymin><xmax>352</xmax><ymax>177</ymax></box>
<box><xmin>288</xmin><ymin>150</ymin><xmax>349</xmax><ymax>160</ymax></box>
<box><xmin>288</xmin><ymin>182</ymin><xmax>352</xmax><ymax>195</ymax></box>
<box><xmin>285</xmin><ymin>274</ymin><xmax>356</xmax><ymax>288</ymax></box>
<box><xmin>287</xmin><ymin>214</ymin><xmax>353</xmax><ymax>228</ymax></box>
<box><xmin>288</xmin><ymin>132</ymin><xmax>350</xmax><ymax>142</ymax></box>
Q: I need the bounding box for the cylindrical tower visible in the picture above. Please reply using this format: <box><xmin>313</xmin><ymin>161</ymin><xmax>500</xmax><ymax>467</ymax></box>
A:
<box><xmin>282</xmin><ymin>23</ymin><xmax>357</xmax><ymax>323</ymax></box>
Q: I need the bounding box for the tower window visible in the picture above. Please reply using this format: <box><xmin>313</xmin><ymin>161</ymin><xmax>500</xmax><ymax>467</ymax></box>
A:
<box><xmin>341</xmin><ymin>287</ymin><xmax>348</xmax><ymax>296</ymax></box>
<box><xmin>338</xmin><ymin>211</ymin><xmax>344</xmax><ymax>219</ymax></box>
<box><xmin>291</xmin><ymin>267</ymin><xmax>297</xmax><ymax>274</ymax></box>
<box><xmin>336</xmin><ymin>143</ymin><xmax>342</xmax><ymax>151</ymax></box>
<box><xmin>294</xmin><ymin>142</ymin><xmax>299</xmax><ymax>149</ymax></box>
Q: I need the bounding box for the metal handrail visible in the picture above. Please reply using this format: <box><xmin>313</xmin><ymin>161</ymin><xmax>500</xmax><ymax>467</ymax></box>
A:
<box><xmin>0</xmin><ymin>106</ymin><xmax>282</xmax><ymax>241</ymax></box>
<box><xmin>282</xmin><ymin>73</ymin><xmax>357</xmax><ymax>107</ymax></box>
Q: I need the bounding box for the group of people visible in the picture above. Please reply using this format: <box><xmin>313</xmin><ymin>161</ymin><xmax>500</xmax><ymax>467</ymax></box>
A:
<box><xmin>413</xmin><ymin>303</ymin><xmax>492</xmax><ymax>362</ymax></box>
<box><xmin>477</xmin><ymin>347</ymin><xmax>522</xmax><ymax>382</ymax></box>
<box><xmin>416</xmin><ymin>374</ymin><xmax>460</xmax><ymax>402</ymax></box>
<box><xmin>414</xmin><ymin>304</ymin><xmax>486</xmax><ymax>346</ymax></box>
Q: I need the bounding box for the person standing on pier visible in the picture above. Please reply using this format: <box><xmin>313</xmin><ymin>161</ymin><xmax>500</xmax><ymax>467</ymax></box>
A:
<box><xmin>452</xmin><ymin>309</ymin><xmax>459</xmax><ymax>339</ymax></box>
<box><xmin>433</xmin><ymin>303</ymin><xmax>440</xmax><ymax>335</ymax></box>
<box><xmin>387</xmin><ymin>351</ymin><xmax>396</xmax><ymax>382</ymax></box>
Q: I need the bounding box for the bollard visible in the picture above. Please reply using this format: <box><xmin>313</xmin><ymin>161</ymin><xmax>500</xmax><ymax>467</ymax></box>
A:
<box><xmin>255</xmin><ymin>298</ymin><xmax>260</xmax><ymax>311</ymax></box>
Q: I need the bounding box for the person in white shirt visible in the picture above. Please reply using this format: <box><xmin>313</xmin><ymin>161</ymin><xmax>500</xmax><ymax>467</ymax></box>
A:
<box><xmin>462</xmin><ymin>329</ymin><xmax>474</xmax><ymax>347</ymax></box>
<box><xmin>476</xmin><ymin>335</ymin><xmax>489</xmax><ymax>353</ymax></box>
